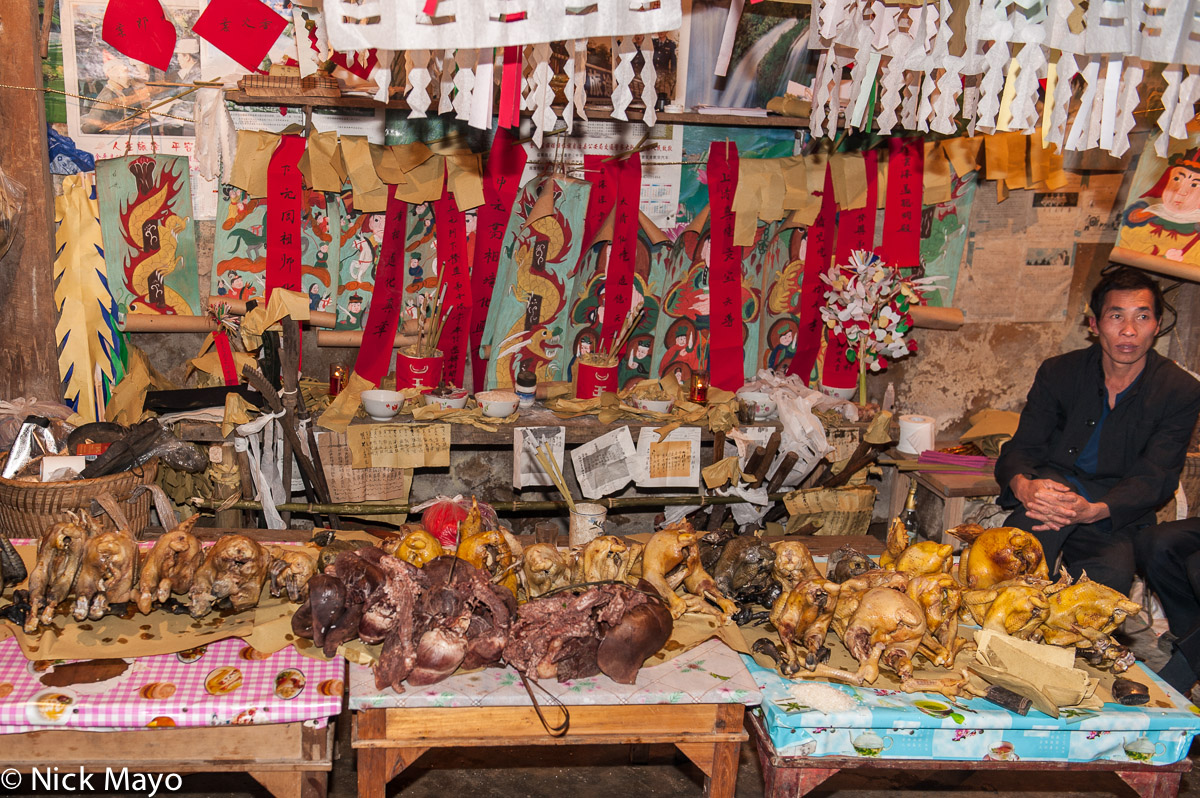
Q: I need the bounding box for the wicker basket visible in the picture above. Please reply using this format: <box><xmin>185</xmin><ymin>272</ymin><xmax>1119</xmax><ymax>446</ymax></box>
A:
<box><xmin>782</xmin><ymin>484</ymin><xmax>877</xmax><ymax>536</ymax></box>
<box><xmin>0</xmin><ymin>457</ymin><xmax>158</xmax><ymax>539</ymax></box>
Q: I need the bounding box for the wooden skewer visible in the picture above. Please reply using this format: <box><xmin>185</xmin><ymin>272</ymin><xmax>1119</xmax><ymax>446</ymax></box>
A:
<box><xmin>534</xmin><ymin>443</ymin><xmax>575</xmax><ymax>513</ymax></box>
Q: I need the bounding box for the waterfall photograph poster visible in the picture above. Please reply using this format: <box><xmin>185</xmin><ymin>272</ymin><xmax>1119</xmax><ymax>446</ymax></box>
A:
<box><xmin>684</xmin><ymin>0</ymin><xmax>813</xmax><ymax>110</ymax></box>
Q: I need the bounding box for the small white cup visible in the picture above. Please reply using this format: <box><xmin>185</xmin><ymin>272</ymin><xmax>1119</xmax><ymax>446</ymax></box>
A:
<box><xmin>568</xmin><ymin>502</ymin><xmax>607</xmax><ymax>547</ymax></box>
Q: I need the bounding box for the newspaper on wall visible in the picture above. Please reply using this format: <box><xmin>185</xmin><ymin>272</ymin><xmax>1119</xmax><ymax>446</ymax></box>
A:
<box><xmin>513</xmin><ymin>426</ymin><xmax>567</xmax><ymax>489</ymax></box>
<box><xmin>570</xmin><ymin>426</ymin><xmax>637</xmax><ymax>499</ymax></box>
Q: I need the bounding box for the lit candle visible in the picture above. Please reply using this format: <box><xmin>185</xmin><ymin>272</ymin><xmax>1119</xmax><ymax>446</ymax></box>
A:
<box><xmin>329</xmin><ymin>364</ymin><xmax>347</xmax><ymax>397</ymax></box>
<box><xmin>689</xmin><ymin>372</ymin><xmax>709</xmax><ymax>403</ymax></box>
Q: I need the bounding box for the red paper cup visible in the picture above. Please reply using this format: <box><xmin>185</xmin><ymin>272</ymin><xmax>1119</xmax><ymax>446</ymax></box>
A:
<box><xmin>396</xmin><ymin>348</ymin><xmax>444</xmax><ymax>390</ymax></box>
<box><xmin>575</xmin><ymin>362</ymin><xmax>619</xmax><ymax>399</ymax></box>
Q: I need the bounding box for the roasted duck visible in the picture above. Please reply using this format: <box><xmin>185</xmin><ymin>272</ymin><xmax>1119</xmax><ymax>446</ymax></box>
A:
<box><xmin>26</xmin><ymin>512</ymin><xmax>93</xmax><ymax>632</ymax></box>
<box><xmin>73</xmin><ymin>525</ymin><xmax>139</xmax><ymax>621</ymax></box>
<box><xmin>135</xmin><ymin>516</ymin><xmax>204</xmax><ymax>614</ymax></box>
<box><xmin>188</xmin><ymin>534</ymin><xmax>272</xmax><ymax>617</ymax></box>
<box><xmin>950</xmin><ymin>524</ymin><xmax>1049</xmax><ymax>589</ymax></box>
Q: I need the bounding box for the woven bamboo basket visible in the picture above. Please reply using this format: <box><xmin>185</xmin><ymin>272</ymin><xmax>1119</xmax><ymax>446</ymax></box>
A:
<box><xmin>782</xmin><ymin>484</ymin><xmax>877</xmax><ymax>536</ymax></box>
<box><xmin>0</xmin><ymin>457</ymin><xmax>158</xmax><ymax>538</ymax></box>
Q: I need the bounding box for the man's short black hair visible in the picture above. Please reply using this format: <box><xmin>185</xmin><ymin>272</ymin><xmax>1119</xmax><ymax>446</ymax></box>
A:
<box><xmin>1091</xmin><ymin>266</ymin><xmax>1164</xmax><ymax>320</ymax></box>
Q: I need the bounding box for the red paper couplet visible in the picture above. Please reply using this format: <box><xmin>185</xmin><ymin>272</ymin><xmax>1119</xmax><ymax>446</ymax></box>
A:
<box><xmin>435</xmin><ymin>178</ymin><xmax>470</xmax><ymax>387</ymax></box>
<box><xmin>883</xmin><ymin>137</ymin><xmax>924</xmax><ymax>269</ymax></box>
<box><xmin>499</xmin><ymin>46</ymin><xmax>523</xmax><ymax>129</ymax></box>
<box><xmin>213</xmin><ymin>330</ymin><xmax>239</xmax><ymax>386</ymax></box>
<box><xmin>787</xmin><ymin>162</ymin><xmax>837</xmax><ymax>382</ymax></box>
<box><xmin>706</xmin><ymin>142</ymin><xmax>745</xmax><ymax>393</ymax></box>
<box><xmin>600</xmin><ymin>153</ymin><xmax>641</xmax><ymax>352</ymax></box>
<box><xmin>834</xmin><ymin>149</ymin><xmax>879</xmax><ymax>265</ymax></box>
<box><xmin>265</xmin><ymin>135</ymin><xmax>306</xmax><ymax>300</ymax></box>
<box><xmin>354</xmin><ymin>193</ymin><xmax>408</xmax><ymax>386</ymax></box>
<box><xmin>469</xmin><ymin>129</ymin><xmax>527</xmax><ymax>390</ymax></box>
<box><xmin>193</xmin><ymin>0</ymin><xmax>289</xmax><ymax>74</ymax></box>
<box><xmin>575</xmin><ymin>154</ymin><xmax>618</xmax><ymax>276</ymax></box>
<box><xmin>102</xmin><ymin>0</ymin><xmax>176</xmax><ymax>72</ymax></box>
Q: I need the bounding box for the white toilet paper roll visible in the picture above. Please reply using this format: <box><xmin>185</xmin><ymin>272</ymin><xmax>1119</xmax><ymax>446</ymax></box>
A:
<box><xmin>897</xmin><ymin>414</ymin><xmax>936</xmax><ymax>455</ymax></box>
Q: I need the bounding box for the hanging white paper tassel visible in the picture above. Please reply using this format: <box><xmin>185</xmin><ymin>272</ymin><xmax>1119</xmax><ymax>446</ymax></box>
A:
<box><xmin>529</xmin><ymin>42</ymin><xmax>557</xmax><ymax>148</ymax></box>
<box><xmin>612</xmin><ymin>36</ymin><xmax>638</xmax><ymax>122</ymax></box>
<box><xmin>1045</xmin><ymin>52</ymin><xmax>1076</xmax><ymax>150</ymax></box>
<box><xmin>573</xmin><ymin>39</ymin><xmax>589</xmax><ymax>123</ymax></box>
<box><xmin>1155</xmin><ymin>64</ymin><xmax>1183</xmax><ymax>157</ymax></box>
<box><xmin>452</xmin><ymin>49</ymin><xmax>476</xmax><ymax>121</ymax></box>
<box><xmin>1064</xmin><ymin>57</ymin><xmax>1100</xmax><ymax>151</ymax></box>
<box><xmin>1110</xmin><ymin>62</ymin><xmax>1144</xmax><ymax>158</ymax></box>
<box><xmin>438</xmin><ymin>49</ymin><xmax>456</xmax><ymax>115</ymax></box>
<box><xmin>563</xmin><ymin>43</ymin><xmax>578</xmax><ymax>134</ymax></box>
<box><xmin>407</xmin><ymin>49</ymin><xmax>433</xmax><ymax>118</ymax></box>
<box><xmin>639</xmin><ymin>36</ymin><xmax>658</xmax><ymax>127</ymax></box>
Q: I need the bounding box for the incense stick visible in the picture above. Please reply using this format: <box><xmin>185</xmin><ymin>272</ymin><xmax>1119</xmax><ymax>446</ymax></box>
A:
<box><xmin>604</xmin><ymin>299</ymin><xmax>644</xmax><ymax>356</ymax></box>
<box><xmin>534</xmin><ymin>443</ymin><xmax>575</xmax><ymax>513</ymax></box>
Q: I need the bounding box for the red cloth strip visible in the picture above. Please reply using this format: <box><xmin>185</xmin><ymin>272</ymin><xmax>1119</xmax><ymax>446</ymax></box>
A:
<box><xmin>265</xmin><ymin>134</ymin><xmax>306</xmax><ymax>300</ymax></box>
<box><xmin>435</xmin><ymin>178</ymin><xmax>470</xmax><ymax>386</ymax></box>
<box><xmin>883</xmin><ymin>137</ymin><xmax>924</xmax><ymax>269</ymax></box>
<box><xmin>600</xmin><ymin>153</ymin><xmax>641</xmax><ymax>352</ymax></box>
<box><xmin>422</xmin><ymin>0</ymin><xmax>438</xmax><ymax>14</ymax></box>
<box><xmin>213</xmin><ymin>331</ymin><xmax>239</xmax><ymax>386</ymax></box>
<box><xmin>787</xmin><ymin>162</ymin><xmax>837</xmax><ymax>382</ymax></box>
<box><xmin>353</xmin><ymin>192</ymin><xmax>408</xmax><ymax>386</ymax></box>
<box><xmin>575</xmin><ymin>154</ymin><xmax>618</xmax><ymax>278</ymax></box>
<box><xmin>706</xmin><ymin>142</ymin><xmax>745</xmax><ymax>392</ymax></box>
<box><xmin>499</xmin><ymin>45</ymin><xmax>522</xmax><ymax>129</ymax></box>
<box><xmin>470</xmin><ymin>129</ymin><xmax>527</xmax><ymax>390</ymax></box>
<box><xmin>834</xmin><ymin>149</ymin><xmax>879</xmax><ymax>265</ymax></box>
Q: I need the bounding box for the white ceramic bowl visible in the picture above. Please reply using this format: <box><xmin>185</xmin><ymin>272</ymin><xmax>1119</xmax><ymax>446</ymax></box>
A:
<box><xmin>424</xmin><ymin>390</ymin><xmax>469</xmax><ymax>410</ymax></box>
<box><xmin>737</xmin><ymin>390</ymin><xmax>778</xmax><ymax>421</ymax></box>
<box><xmin>476</xmin><ymin>390</ymin><xmax>519</xmax><ymax>418</ymax></box>
<box><xmin>632</xmin><ymin>397</ymin><xmax>675</xmax><ymax>414</ymax></box>
<box><xmin>361</xmin><ymin>389</ymin><xmax>404</xmax><ymax>421</ymax></box>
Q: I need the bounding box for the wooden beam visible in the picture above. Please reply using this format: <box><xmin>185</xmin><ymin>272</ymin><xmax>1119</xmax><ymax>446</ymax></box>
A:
<box><xmin>0</xmin><ymin>0</ymin><xmax>59</xmax><ymax>401</ymax></box>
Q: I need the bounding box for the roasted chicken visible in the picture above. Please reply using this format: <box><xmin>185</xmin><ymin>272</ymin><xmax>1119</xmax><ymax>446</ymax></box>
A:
<box><xmin>1035</xmin><ymin>575</ymin><xmax>1141</xmax><ymax>672</ymax></box>
<box><xmin>188</xmin><ymin>534</ymin><xmax>272</xmax><ymax>617</ymax></box>
<box><xmin>73</xmin><ymin>525</ymin><xmax>139</xmax><ymax>621</ymax></box>
<box><xmin>266</xmin><ymin>546</ymin><xmax>317</xmax><ymax>603</ymax></box>
<box><xmin>573</xmin><ymin>535</ymin><xmax>641</xmax><ymax>585</ymax></box>
<box><xmin>765</xmin><ymin>577</ymin><xmax>841</xmax><ymax>675</ymax></box>
<box><xmin>641</xmin><ymin>522</ymin><xmax>737</xmax><ymax>622</ymax></box>
<box><xmin>906</xmin><ymin>573</ymin><xmax>969</xmax><ymax>668</ymax></box>
<box><xmin>961</xmin><ymin>580</ymin><xmax>1053</xmax><ymax>639</ymax></box>
<box><xmin>770</xmin><ymin>540</ymin><xmax>821</xmax><ymax>592</ymax></box>
<box><xmin>890</xmin><ymin>542</ymin><xmax>955</xmax><ymax>577</ymax></box>
<box><xmin>950</xmin><ymin>524</ymin><xmax>1049</xmax><ymax>589</ymax></box>
<box><xmin>392</xmin><ymin>529</ymin><xmax>444</xmax><ymax>568</ymax></box>
<box><xmin>520</xmin><ymin>543</ymin><xmax>572</xmax><ymax>599</ymax></box>
<box><xmin>26</xmin><ymin>512</ymin><xmax>93</xmax><ymax>631</ymax></box>
<box><xmin>136</xmin><ymin>516</ymin><xmax>204</xmax><ymax>614</ymax></box>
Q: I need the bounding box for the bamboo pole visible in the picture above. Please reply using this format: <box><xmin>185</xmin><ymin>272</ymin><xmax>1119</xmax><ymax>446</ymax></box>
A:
<box><xmin>908</xmin><ymin>304</ymin><xmax>965</xmax><ymax>330</ymax></box>
<box><xmin>191</xmin><ymin>492</ymin><xmax>791</xmax><ymax>516</ymax></box>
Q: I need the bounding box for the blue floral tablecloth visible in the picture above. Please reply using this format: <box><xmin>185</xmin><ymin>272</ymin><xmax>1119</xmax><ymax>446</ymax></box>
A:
<box><xmin>746</xmin><ymin>655</ymin><xmax>1200</xmax><ymax>765</ymax></box>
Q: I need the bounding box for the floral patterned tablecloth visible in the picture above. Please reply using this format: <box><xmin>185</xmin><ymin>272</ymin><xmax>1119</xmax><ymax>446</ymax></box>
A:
<box><xmin>0</xmin><ymin>635</ymin><xmax>345</xmax><ymax>733</ymax></box>
<box><xmin>746</xmin><ymin>654</ymin><xmax>1200</xmax><ymax>766</ymax></box>
<box><xmin>349</xmin><ymin>638</ymin><xmax>762</xmax><ymax>709</ymax></box>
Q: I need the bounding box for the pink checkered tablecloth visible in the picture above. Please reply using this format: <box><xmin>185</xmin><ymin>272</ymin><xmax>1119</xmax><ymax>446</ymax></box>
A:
<box><xmin>0</xmin><ymin>635</ymin><xmax>345</xmax><ymax>733</ymax></box>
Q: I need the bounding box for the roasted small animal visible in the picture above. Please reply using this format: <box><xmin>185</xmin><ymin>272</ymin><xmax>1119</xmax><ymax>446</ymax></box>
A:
<box><xmin>1034</xmin><ymin>575</ymin><xmax>1141</xmax><ymax>672</ymax></box>
<box><xmin>266</xmin><ymin>546</ymin><xmax>317</xmax><ymax>603</ymax></box>
<box><xmin>950</xmin><ymin>524</ymin><xmax>1049</xmax><ymax>589</ymax></box>
<box><xmin>188</xmin><ymin>534</ymin><xmax>272</xmax><ymax>617</ymax></box>
<box><xmin>136</xmin><ymin>516</ymin><xmax>204</xmax><ymax>614</ymax></box>
<box><xmin>770</xmin><ymin>540</ymin><xmax>820</xmax><ymax>593</ymax></box>
<box><xmin>573</xmin><ymin>535</ymin><xmax>641</xmax><ymax>584</ymax></box>
<box><xmin>73</xmin><ymin>525</ymin><xmax>139</xmax><ymax>621</ymax></box>
<box><xmin>766</xmin><ymin>577</ymin><xmax>842</xmax><ymax>675</ymax></box>
<box><xmin>641</xmin><ymin>522</ymin><xmax>737</xmax><ymax>622</ymax></box>
<box><xmin>26</xmin><ymin>512</ymin><xmax>94</xmax><ymax>632</ymax></box>
<box><xmin>520</xmin><ymin>543</ymin><xmax>572</xmax><ymax>599</ymax></box>
<box><xmin>392</xmin><ymin>528</ymin><xmax>444</xmax><ymax>568</ymax></box>
<box><xmin>710</xmin><ymin>533</ymin><xmax>777</xmax><ymax>604</ymax></box>
<box><xmin>826</xmin><ymin>545</ymin><xmax>879</xmax><ymax>583</ymax></box>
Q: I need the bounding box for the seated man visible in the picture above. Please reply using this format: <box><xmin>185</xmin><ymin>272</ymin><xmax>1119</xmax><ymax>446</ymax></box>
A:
<box><xmin>1136</xmin><ymin>518</ymin><xmax>1200</xmax><ymax>692</ymax></box>
<box><xmin>994</xmin><ymin>267</ymin><xmax>1200</xmax><ymax>596</ymax></box>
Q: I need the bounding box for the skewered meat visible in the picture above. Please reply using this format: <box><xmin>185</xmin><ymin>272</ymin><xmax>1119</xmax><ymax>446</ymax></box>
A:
<box><xmin>906</xmin><ymin>573</ymin><xmax>969</xmax><ymax>668</ymax></box>
<box><xmin>770</xmin><ymin>540</ymin><xmax>821</xmax><ymax>592</ymax></box>
<box><xmin>26</xmin><ymin>512</ymin><xmax>93</xmax><ymax>632</ymax></box>
<box><xmin>73</xmin><ymin>525</ymin><xmax>139</xmax><ymax>621</ymax></box>
<box><xmin>766</xmin><ymin>577</ymin><xmax>841</xmax><ymax>676</ymax></box>
<box><xmin>1035</xmin><ymin>575</ymin><xmax>1141</xmax><ymax>672</ymax></box>
<box><xmin>573</xmin><ymin>535</ymin><xmax>641</xmax><ymax>584</ymax></box>
<box><xmin>136</xmin><ymin>516</ymin><xmax>203</xmax><ymax>614</ymax></box>
<box><xmin>949</xmin><ymin>524</ymin><xmax>1049</xmax><ymax>589</ymax></box>
<box><xmin>266</xmin><ymin>546</ymin><xmax>317</xmax><ymax>603</ymax></box>
<box><xmin>188</xmin><ymin>534</ymin><xmax>272</xmax><ymax>617</ymax></box>
<box><xmin>641</xmin><ymin>522</ymin><xmax>737</xmax><ymax>622</ymax></box>
<box><xmin>520</xmin><ymin>543</ymin><xmax>572</xmax><ymax>599</ymax></box>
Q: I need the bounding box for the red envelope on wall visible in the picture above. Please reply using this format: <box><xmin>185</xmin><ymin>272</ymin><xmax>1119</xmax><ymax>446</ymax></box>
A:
<box><xmin>102</xmin><ymin>0</ymin><xmax>176</xmax><ymax>72</ymax></box>
<box><xmin>192</xmin><ymin>0</ymin><xmax>288</xmax><ymax>74</ymax></box>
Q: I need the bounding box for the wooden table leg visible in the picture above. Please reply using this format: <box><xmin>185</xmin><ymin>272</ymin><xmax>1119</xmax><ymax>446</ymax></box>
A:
<box><xmin>1118</xmin><ymin>768</ymin><xmax>1185</xmax><ymax>798</ymax></box>
<box><xmin>249</xmin><ymin>770</ymin><xmax>328</xmax><ymax>798</ymax></box>
<box><xmin>675</xmin><ymin>704</ymin><xmax>745</xmax><ymax>798</ymax></box>
<box><xmin>355</xmin><ymin>710</ymin><xmax>429</xmax><ymax>798</ymax></box>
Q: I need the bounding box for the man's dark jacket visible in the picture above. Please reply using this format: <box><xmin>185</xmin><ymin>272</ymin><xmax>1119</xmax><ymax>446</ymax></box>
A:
<box><xmin>994</xmin><ymin>344</ymin><xmax>1200</xmax><ymax>553</ymax></box>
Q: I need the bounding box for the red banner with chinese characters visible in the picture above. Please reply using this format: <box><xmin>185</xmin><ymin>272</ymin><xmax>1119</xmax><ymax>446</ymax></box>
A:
<box><xmin>600</xmin><ymin>153</ymin><xmax>641</xmax><ymax>352</ymax></box>
<box><xmin>787</xmin><ymin>162</ymin><xmax>837</xmax><ymax>382</ymax></box>
<box><xmin>265</xmin><ymin>134</ymin><xmax>306</xmax><ymax>299</ymax></box>
<box><xmin>577</xmin><ymin>154</ymin><xmax>617</xmax><ymax>275</ymax></box>
<box><xmin>213</xmin><ymin>330</ymin><xmax>239</xmax><ymax>386</ymax></box>
<box><xmin>834</xmin><ymin>148</ymin><xmax>879</xmax><ymax>265</ymax></box>
<box><xmin>193</xmin><ymin>0</ymin><xmax>288</xmax><ymax>75</ymax></box>
<box><xmin>102</xmin><ymin>0</ymin><xmax>176</xmax><ymax>71</ymax></box>
<box><xmin>884</xmin><ymin>137</ymin><xmax>924</xmax><ymax>269</ymax></box>
<box><xmin>353</xmin><ymin>193</ymin><xmax>408</xmax><ymax>386</ymax></box>
<box><xmin>469</xmin><ymin>129</ymin><xmax>527</xmax><ymax>389</ymax></box>
<box><xmin>435</xmin><ymin>179</ymin><xmax>470</xmax><ymax>387</ymax></box>
<box><xmin>706</xmin><ymin>142</ymin><xmax>744</xmax><ymax>392</ymax></box>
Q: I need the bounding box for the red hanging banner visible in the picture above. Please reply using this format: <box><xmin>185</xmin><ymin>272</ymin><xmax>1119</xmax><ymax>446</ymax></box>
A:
<box><xmin>469</xmin><ymin>129</ymin><xmax>527</xmax><ymax>389</ymax></box>
<box><xmin>883</xmin><ymin>137</ymin><xmax>924</xmax><ymax>269</ymax></box>
<box><xmin>265</xmin><ymin>134</ymin><xmax>306</xmax><ymax>300</ymax></box>
<box><xmin>706</xmin><ymin>142</ymin><xmax>745</xmax><ymax>392</ymax></box>
<box><xmin>213</xmin><ymin>331</ymin><xmax>239</xmax><ymax>386</ymax></box>
<box><xmin>572</xmin><ymin>153</ymin><xmax>618</xmax><ymax>285</ymax></box>
<box><xmin>499</xmin><ymin>45</ymin><xmax>523</xmax><ymax>129</ymax></box>
<box><xmin>787</xmin><ymin>163</ymin><xmax>837</xmax><ymax>382</ymax></box>
<box><xmin>434</xmin><ymin>178</ymin><xmax>470</xmax><ymax>386</ymax></box>
<box><xmin>599</xmin><ymin>153</ymin><xmax>641</xmax><ymax>352</ymax></box>
<box><xmin>834</xmin><ymin>149</ymin><xmax>879</xmax><ymax>265</ymax></box>
<box><xmin>353</xmin><ymin>192</ymin><xmax>408</xmax><ymax>386</ymax></box>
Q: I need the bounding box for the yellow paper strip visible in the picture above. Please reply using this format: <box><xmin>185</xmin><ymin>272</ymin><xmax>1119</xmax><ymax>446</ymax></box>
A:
<box><xmin>996</xmin><ymin>56</ymin><xmax>1021</xmax><ymax>132</ymax></box>
<box><xmin>1042</xmin><ymin>61</ymin><xmax>1058</xmax><ymax>144</ymax></box>
<box><xmin>341</xmin><ymin>136</ymin><xmax>389</xmax><ymax>212</ymax></box>
<box><xmin>984</xmin><ymin>133</ymin><xmax>1009</xmax><ymax>181</ymax></box>
<box><xmin>394</xmin><ymin>154</ymin><xmax>446</xmax><ymax>204</ymax></box>
<box><xmin>300</xmin><ymin>131</ymin><xmax>344</xmax><ymax>192</ymax></box>
<box><xmin>230</xmin><ymin>130</ymin><xmax>280</xmax><ymax>198</ymax></box>
<box><xmin>1005</xmin><ymin>132</ymin><xmax>1027</xmax><ymax>190</ymax></box>
<box><xmin>348</xmin><ymin>424</ymin><xmax>451</xmax><ymax>469</ymax></box>
<box><xmin>447</xmin><ymin>153</ymin><xmax>486</xmax><ymax>211</ymax></box>
<box><xmin>370</xmin><ymin>143</ymin><xmax>405</xmax><ymax>184</ymax></box>
<box><xmin>942</xmin><ymin>137</ymin><xmax>984</xmax><ymax>178</ymax></box>
<box><xmin>922</xmin><ymin>141</ymin><xmax>953</xmax><ymax>205</ymax></box>
<box><xmin>780</xmin><ymin>155</ymin><xmax>808</xmax><ymax>211</ymax></box>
